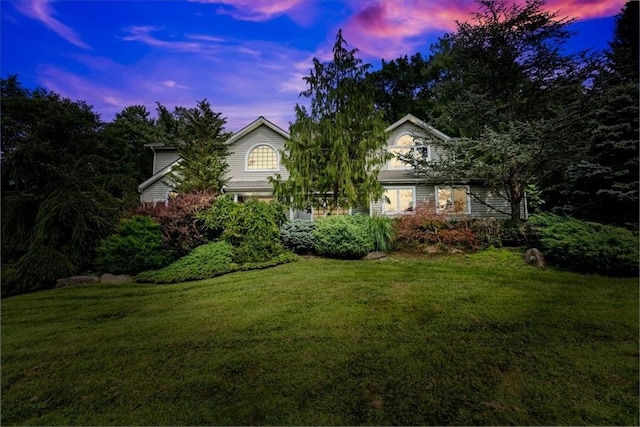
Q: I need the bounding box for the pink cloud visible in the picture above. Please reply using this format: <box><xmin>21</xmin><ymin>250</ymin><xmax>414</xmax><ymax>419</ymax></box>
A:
<box><xmin>342</xmin><ymin>0</ymin><xmax>624</xmax><ymax>59</ymax></box>
<box><xmin>188</xmin><ymin>0</ymin><xmax>308</xmax><ymax>22</ymax></box>
<box><xmin>14</xmin><ymin>0</ymin><xmax>91</xmax><ymax>50</ymax></box>
<box><xmin>121</xmin><ymin>26</ymin><xmax>205</xmax><ymax>52</ymax></box>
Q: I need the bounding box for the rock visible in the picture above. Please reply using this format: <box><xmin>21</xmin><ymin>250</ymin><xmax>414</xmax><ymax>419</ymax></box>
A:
<box><xmin>364</xmin><ymin>251</ymin><xmax>386</xmax><ymax>260</ymax></box>
<box><xmin>55</xmin><ymin>275</ymin><xmax>99</xmax><ymax>287</ymax></box>
<box><xmin>523</xmin><ymin>248</ymin><xmax>545</xmax><ymax>268</ymax></box>
<box><xmin>448</xmin><ymin>248</ymin><xmax>464</xmax><ymax>254</ymax></box>
<box><xmin>100</xmin><ymin>273</ymin><xmax>134</xmax><ymax>284</ymax></box>
<box><xmin>424</xmin><ymin>246</ymin><xmax>440</xmax><ymax>254</ymax></box>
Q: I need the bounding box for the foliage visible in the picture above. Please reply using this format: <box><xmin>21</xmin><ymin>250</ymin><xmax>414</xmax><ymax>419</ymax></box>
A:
<box><xmin>528</xmin><ymin>213</ymin><xmax>639</xmax><ymax>276</ymax></box>
<box><xmin>367</xmin><ymin>53</ymin><xmax>441</xmax><ymax>125</ymax></box>
<box><xmin>136</xmin><ymin>241</ymin><xmax>236</xmax><ymax>283</ymax></box>
<box><xmin>367</xmin><ymin>215</ymin><xmax>394</xmax><ymax>253</ymax></box>
<box><xmin>280</xmin><ymin>220</ymin><xmax>317</xmax><ymax>254</ymax></box>
<box><xmin>136</xmin><ymin>241</ymin><xmax>297</xmax><ymax>284</ymax></box>
<box><xmin>312</xmin><ymin>215</ymin><xmax>375</xmax><ymax>259</ymax></box>
<box><xmin>1</xmin><ymin>76</ymin><xmax>139</xmax><ymax>292</ymax></box>
<box><xmin>552</xmin><ymin>1</ymin><xmax>638</xmax><ymax>227</ymax></box>
<box><xmin>199</xmin><ymin>196</ymin><xmax>288</xmax><ymax>264</ymax></box>
<box><xmin>392</xmin><ymin>207</ymin><xmax>480</xmax><ymax>252</ymax></box>
<box><xmin>95</xmin><ymin>215</ymin><xmax>174</xmax><ymax>275</ymax></box>
<box><xmin>406</xmin><ymin>0</ymin><xmax>595</xmax><ymax>220</ymax></box>
<box><xmin>157</xmin><ymin>99</ymin><xmax>232</xmax><ymax>194</ymax></box>
<box><xmin>132</xmin><ymin>191</ymin><xmax>218</xmax><ymax>257</ymax></box>
<box><xmin>271</xmin><ymin>30</ymin><xmax>391</xmax><ymax>210</ymax></box>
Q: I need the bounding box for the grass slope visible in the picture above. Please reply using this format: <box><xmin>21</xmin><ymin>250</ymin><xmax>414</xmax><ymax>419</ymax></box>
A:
<box><xmin>2</xmin><ymin>249</ymin><xmax>638</xmax><ymax>425</ymax></box>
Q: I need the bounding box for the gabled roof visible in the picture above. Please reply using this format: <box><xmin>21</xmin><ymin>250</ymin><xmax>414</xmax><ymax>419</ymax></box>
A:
<box><xmin>138</xmin><ymin>159</ymin><xmax>181</xmax><ymax>191</ymax></box>
<box><xmin>226</xmin><ymin>116</ymin><xmax>289</xmax><ymax>145</ymax></box>
<box><xmin>385</xmin><ymin>113</ymin><xmax>452</xmax><ymax>142</ymax></box>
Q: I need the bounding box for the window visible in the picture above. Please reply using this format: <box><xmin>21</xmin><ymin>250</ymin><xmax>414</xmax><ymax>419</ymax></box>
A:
<box><xmin>436</xmin><ymin>186</ymin><xmax>470</xmax><ymax>214</ymax></box>
<box><xmin>389</xmin><ymin>134</ymin><xmax>427</xmax><ymax>169</ymax></box>
<box><xmin>383</xmin><ymin>187</ymin><xmax>414</xmax><ymax>213</ymax></box>
<box><xmin>246</xmin><ymin>144</ymin><xmax>278</xmax><ymax>170</ymax></box>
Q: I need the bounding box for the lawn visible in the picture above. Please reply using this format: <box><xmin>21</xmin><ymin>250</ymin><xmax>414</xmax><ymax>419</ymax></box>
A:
<box><xmin>2</xmin><ymin>249</ymin><xmax>638</xmax><ymax>425</ymax></box>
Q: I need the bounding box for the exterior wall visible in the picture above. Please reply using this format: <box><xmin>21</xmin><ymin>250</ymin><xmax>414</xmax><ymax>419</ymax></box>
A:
<box><xmin>226</xmin><ymin>125</ymin><xmax>289</xmax><ymax>182</ymax></box>
<box><xmin>140</xmin><ymin>178</ymin><xmax>173</xmax><ymax>203</ymax></box>
<box><xmin>154</xmin><ymin>150</ymin><xmax>180</xmax><ymax>174</ymax></box>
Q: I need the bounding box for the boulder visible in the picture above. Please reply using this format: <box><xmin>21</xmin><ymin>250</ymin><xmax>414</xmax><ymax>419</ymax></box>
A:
<box><xmin>100</xmin><ymin>273</ymin><xmax>134</xmax><ymax>284</ymax></box>
<box><xmin>523</xmin><ymin>248</ymin><xmax>545</xmax><ymax>268</ymax></box>
<box><xmin>364</xmin><ymin>251</ymin><xmax>387</xmax><ymax>260</ymax></box>
<box><xmin>55</xmin><ymin>275</ymin><xmax>99</xmax><ymax>287</ymax></box>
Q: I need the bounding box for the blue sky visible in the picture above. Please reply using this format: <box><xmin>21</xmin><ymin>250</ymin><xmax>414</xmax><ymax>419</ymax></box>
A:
<box><xmin>1</xmin><ymin>0</ymin><xmax>624</xmax><ymax>131</ymax></box>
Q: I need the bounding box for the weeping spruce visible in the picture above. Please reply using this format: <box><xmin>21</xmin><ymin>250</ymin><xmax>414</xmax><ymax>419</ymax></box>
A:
<box><xmin>271</xmin><ymin>30</ymin><xmax>390</xmax><ymax>210</ymax></box>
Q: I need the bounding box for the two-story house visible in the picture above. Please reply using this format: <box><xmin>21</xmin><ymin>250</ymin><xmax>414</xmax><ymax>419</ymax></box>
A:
<box><xmin>138</xmin><ymin>114</ymin><xmax>517</xmax><ymax>219</ymax></box>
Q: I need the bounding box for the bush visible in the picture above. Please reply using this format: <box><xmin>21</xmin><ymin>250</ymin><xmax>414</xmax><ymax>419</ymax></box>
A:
<box><xmin>280</xmin><ymin>220</ymin><xmax>317</xmax><ymax>254</ymax></box>
<box><xmin>132</xmin><ymin>192</ymin><xmax>217</xmax><ymax>257</ymax></box>
<box><xmin>199</xmin><ymin>196</ymin><xmax>288</xmax><ymax>264</ymax></box>
<box><xmin>95</xmin><ymin>215</ymin><xmax>174</xmax><ymax>274</ymax></box>
<box><xmin>528</xmin><ymin>213</ymin><xmax>639</xmax><ymax>277</ymax></box>
<box><xmin>313</xmin><ymin>215</ymin><xmax>375</xmax><ymax>259</ymax></box>
<box><xmin>393</xmin><ymin>207</ymin><xmax>479</xmax><ymax>252</ymax></box>
<box><xmin>367</xmin><ymin>215</ymin><xmax>394</xmax><ymax>253</ymax></box>
<box><xmin>136</xmin><ymin>241</ymin><xmax>297</xmax><ymax>284</ymax></box>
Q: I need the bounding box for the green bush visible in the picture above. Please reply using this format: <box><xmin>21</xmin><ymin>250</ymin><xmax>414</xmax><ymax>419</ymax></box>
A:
<box><xmin>199</xmin><ymin>196</ymin><xmax>287</xmax><ymax>264</ymax></box>
<box><xmin>529</xmin><ymin>213</ymin><xmax>639</xmax><ymax>277</ymax></box>
<box><xmin>280</xmin><ymin>220</ymin><xmax>317</xmax><ymax>254</ymax></box>
<box><xmin>136</xmin><ymin>241</ymin><xmax>237</xmax><ymax>283</ymax></box>
<box><xmin>313</xmin><ymin>215</ymin><xmax>375</xmax><ymax>259</ymax></box>
<box><xmin>95</xmin><ymin>215</ymin><xmax>174</xmax><ymax>275</ymax></box>
<box><xmin>136</xmin><ymin>241</ymin><xmax>297</xmax><ymax>284</ymax></box>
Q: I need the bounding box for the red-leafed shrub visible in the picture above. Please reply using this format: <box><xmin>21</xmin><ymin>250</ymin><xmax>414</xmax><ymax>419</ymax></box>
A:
<box><xmin>131</xmin><ymin>191</ymin><xmax>218</xmax><ymax>257</ymax></box>
<box><xmin>393</xmin><ymin>203</ymin><xmax>479</xmax><ymax>252</ymax></box>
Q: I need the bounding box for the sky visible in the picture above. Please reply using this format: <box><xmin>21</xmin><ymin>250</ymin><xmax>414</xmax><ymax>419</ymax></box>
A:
<box><xmin>1</xmin><ymin>0</ymin><xmax>625</xmax><ymax>131</ymax></box>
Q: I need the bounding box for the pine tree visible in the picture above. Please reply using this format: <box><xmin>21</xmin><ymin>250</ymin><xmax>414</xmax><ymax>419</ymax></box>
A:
<box><xmin>271</xmin><ymin>30</ymin><xmax>390</xmax><ymax>210</ymax></box>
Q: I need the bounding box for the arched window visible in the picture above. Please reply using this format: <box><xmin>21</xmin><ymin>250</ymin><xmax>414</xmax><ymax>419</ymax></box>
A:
<box><xmin>246</xmin><ymin>144</ymin><xmax>278</xmax><ymax>171</ymax></box>
<box><xmin>388</xmin><ymin>134</ymin><xmax>428</xmax><ymax>169</ymax></box>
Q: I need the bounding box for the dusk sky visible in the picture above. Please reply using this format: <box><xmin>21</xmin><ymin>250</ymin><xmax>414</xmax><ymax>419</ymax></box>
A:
<box><xmin>1</xmin><ymin>0</ymin><xmax>625</xmax><ymax>131</ymax></box>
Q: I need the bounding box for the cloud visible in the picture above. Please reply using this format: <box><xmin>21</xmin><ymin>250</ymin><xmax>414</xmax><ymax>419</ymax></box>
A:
<box><xmin>188</xmin><ymin>0</ymin><xmax>309</xmax><ymax>23</ymax></box>
<box><xmin>14</xmin><ymin>0</ymin><xmax>91</xmax><ymax>50</ymax></box>
<box><xmin>341</xmin><ymin>0</ymin><xmax>623</xmax><ymax>60</ymax></box>
<box><xmin>121</xmin><ymin>26</ymin><xmax>205</xmax><ymax>52</ymax></box>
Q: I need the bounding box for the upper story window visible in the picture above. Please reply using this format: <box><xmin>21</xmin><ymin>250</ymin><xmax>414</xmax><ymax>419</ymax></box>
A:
<box><xmin>246</xmin><ymin>144</ymin><xmax>278</xmax><ymax>171</ymax></box>
<box><xmin>389</xmin><ymin>134</ymin><xmax>428</xmax><ymax>169</ymax></box>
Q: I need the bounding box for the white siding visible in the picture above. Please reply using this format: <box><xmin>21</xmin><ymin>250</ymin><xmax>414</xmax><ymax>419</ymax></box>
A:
<box><xmin>154</xmin><ymin>150</ymin><xmax>180</xmax><ymax>174</ymax></box>
<box><xmin>226</xmin><ymin>125</ymin><xmax>289</xmax><ymax>182</ymax></box>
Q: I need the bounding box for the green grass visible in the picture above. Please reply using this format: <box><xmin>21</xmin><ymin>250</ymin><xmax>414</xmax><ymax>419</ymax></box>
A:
<box><xmin>2</xmin><ymin>249</ymin><xmax>638</xmax><ymax>425</ymax></box>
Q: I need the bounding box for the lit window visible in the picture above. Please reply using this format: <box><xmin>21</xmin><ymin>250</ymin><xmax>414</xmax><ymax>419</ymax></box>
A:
<box><xmin>247</xmin><ymin>145</ymin><xmax>278</xmax><ymax>170</ymax></box>
<box><xmin>384</xmin><ymin>188</ymin><xmax>414</xmax><ymax>213</ymax></box>
<box><xmin>313</xmin><ymin>206</ymin><xmax>349</xmax><ymax>220</ymax></box>
<box><xmin>389</xmin><ymin>134</ymin><xmax>427</xmax><ymax>169</ymax></box>
<box><xmin>436</xmin><ymin>186</ymin><xmax>469</xmax><ymax>214</ymax></box>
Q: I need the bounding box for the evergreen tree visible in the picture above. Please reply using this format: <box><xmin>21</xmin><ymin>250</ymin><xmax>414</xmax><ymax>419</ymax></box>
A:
<box><xmin>557</xmin><ymin>1</ymin><xmax>639</xmax><ymax>226</ymax></box>
<box><xmin>158</xmin><ymin>100</ymin><xmax>231</xmax><ymax>194</ymax></box>
<box><xmin>271</xmin><ymin>30</ymin><xmax>390</xmax><ymax>210</ymax></box>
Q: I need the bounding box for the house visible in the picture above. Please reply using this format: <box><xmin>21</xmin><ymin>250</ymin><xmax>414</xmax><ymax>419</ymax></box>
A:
<box><xmin>138</xmin><ymin>114</ymin><xmax>518</xmax><ymax>219</ymax></box>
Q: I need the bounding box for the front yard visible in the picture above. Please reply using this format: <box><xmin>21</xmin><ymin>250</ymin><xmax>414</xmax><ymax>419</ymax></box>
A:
<box><xmin>2</xmin><ymin>249</ymin><xmax>638</xmax><ymax>425</ymax></box>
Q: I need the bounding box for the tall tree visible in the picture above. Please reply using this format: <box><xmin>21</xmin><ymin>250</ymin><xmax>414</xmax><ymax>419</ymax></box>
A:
<box><xmin>1</xmin><ymin>76</ymin><xmax>130</xmax><ymax>294</ymax></box>
<box><xmin>271</xmin><ymin>30</ymin><xmax>390</xmax><ymax>210</ymax></box>
<box><xmin>555</xmin><ymin>1</ymin><xmax>639</xmax><ymax>226</ymax></box>
<box><xmin>367</xmin><ymin>53</ymin><xmax>441</xmax><ymax>126</ymax></box>
<box><xmin>407</xmin><ymin>0</ymin><xmax>594</xmax><ymax>220</ymax></box>
<box><xmin>157</xmin><ymin>99</ymin><xmax>231</xmax><ymax>194</ymax></box>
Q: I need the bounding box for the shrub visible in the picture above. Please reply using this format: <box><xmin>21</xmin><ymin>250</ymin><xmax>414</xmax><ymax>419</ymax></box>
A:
<box><xmin>199</xmin><ymin>196</ymin><xmax>288</xmax><ymax>264</ymax></box>
<box><xmin>367</xmin><ymin>215</ymin><xmax>394</xmax><ymax>253</ymax></box>
<box><xmin>132</xmin><ymin>191</ymin><xmax>217</xmax><ymax>257</ymax></box>
<box><xmin>136</xmin><ymin>241</ymin><xmax>236</xmax><ymax>283</ymax></box>
<box><xmin>94</xmin><ymin>215</ymin><xmax>174</xmax><ymax>274</ymax></box>
<box><xmin>136</xmin><ymin>241</ymin><xmax>298</xmax><ymax>284</ymax></box>
<box><xmin>393</xmin><ymin>207</ymin><xmax>479</xmax><ymax>252</ymax></box>
<box><xmin>529</xmin><ymin>213</ymin><xmax>639</xmax><ymax>277</ymax></box>
<box><xmin>280</xmin><ymin>220</ymin><xmax>317</xmax><ymax>254</ymax></box>
<box><xmin>313</xmin><ymin>215</ymin><xmax>375</xmax><ymax>259</ymax></box>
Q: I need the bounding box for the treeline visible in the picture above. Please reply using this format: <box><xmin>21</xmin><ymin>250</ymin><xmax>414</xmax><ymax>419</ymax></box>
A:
<box><xmin>1</xmin><ymin>0</ymin><xmax>637</xmax><ymax>295</ymax></box>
